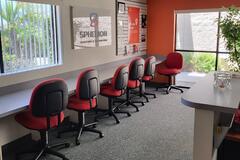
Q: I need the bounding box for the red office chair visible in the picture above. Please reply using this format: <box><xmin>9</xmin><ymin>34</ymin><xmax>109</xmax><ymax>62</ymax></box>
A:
<box><xmin>142</xmin><ymin>56</ymin><xmax>157</xmax><ymax>99</ymax></box>
<box><xmin>235</xmin><ymin>110</ymin><xmax>240</xmax><ymax>124</ymax></box>
<box><xmin>156</xmin><ymin>52</ymin><xmax>189</xmax><ymax>94</ymax></box>
<box><xmin>58</xmin><ymin>69</ymin><xmax>104</xmax><ymax>145</ymax></box>
<box><xmin>15</xmin><ymin>79</ymin><xmax>70</xmax><ymax>160</ymax></box>
<box><xmin>125</xmin><ymin>57</ymin><xmax>146</xmax><ymax>111</ymax></box>
<box><xmin>98</xmin><ymin>65</ymin><xmax>131</xmax><ymax>124</ymax></box>
<box><xmin>231</xmin><ymin>109</ymin><xmax>240</xmax><ymax>131</ymax></box>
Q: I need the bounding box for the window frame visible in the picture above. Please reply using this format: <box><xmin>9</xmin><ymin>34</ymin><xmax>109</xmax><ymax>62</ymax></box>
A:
<box><xmin>174</xmin><ymin>9</ymin><xmax>231</xmax><ymax>71</ymax></box>
<box><xmin>0</xmin><ymin>32</ymin><xmax>4</xmax><ymax>73</ymax></box>
<box><xmin>0</xmin><ymin>2</ymin><xmax>61</xmax><ymax>75</ymax></box>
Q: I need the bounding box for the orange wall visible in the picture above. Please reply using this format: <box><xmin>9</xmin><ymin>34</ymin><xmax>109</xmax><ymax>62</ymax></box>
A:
<box><xmin>147</xmin><ymin>0</ymin><xmax>240</xmax><ymax>56</ymax></box>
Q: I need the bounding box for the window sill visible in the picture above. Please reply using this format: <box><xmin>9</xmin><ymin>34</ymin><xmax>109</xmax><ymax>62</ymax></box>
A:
<box><xmin>0</xmin><ymin>63</ymin><xmax>63</xmax><ymax>77</ymax></box>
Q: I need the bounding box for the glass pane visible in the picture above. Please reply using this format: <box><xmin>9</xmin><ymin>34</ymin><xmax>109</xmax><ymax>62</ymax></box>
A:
<box><xmin>182</xmin><ymin>52</ymin><xmax>216</xmax><ymax>73</ymax></box>
<box><xmin>0</xmin><ymin>0</ymin><xmax>57</xmax><ymax>74</ymax></box>
<box><xmin>218</xmin><ymin>11</ymin><xmax>229</xmax><ymax>53</ymax></box>
<box><xmin>176</xmin><ymin>12</ymin><xmax>218</xmax><ymax>51</ymax></box>
<box><xmin>218</xmin><ymin>54</ymin><xmax>233</xmax><ymax>71</ymax></box>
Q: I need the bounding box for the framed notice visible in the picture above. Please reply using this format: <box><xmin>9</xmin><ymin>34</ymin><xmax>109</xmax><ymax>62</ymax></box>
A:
<box><xmin>71</xmin><ymin>6</ymin><xmax>112</xmax><ymax>50</ymax></box>
<box><xmin>118</xmin><ymin>2</ymin><xmax>125</xmax><ymax>14</ymax></box>
<box><xmin>128</xmin><ymin>7</ymin><xmax>140</xmax><ymax>44</ymax></box>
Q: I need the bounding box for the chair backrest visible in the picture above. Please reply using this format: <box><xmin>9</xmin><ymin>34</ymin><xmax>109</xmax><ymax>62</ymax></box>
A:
<box><xmin>76</xmin><ymin>69</ymin><xmax>100</xmax><ymax>100</ymax></box>
<box><xmin>144</xmin><ymin>56</ymin><xmax>156</xmax><ymax>77</ymax></box>
<box><xmin>112</xmin><ymin>65</ymin><xmax>129</xmax><ymax>90</ymax></box>
<box><xmin>30</xmin><ymin>78</ymin><xmax>68</xmax><ymax>118</ymax></box>
<box><xmin>165</xmin><ymin>52</ymin><xmax>183</xmax><ymax>69</ymax></box>
<box><xmin>129</xmin><ymin>57</ymin><xmax>145</xmax><ymax>80</ymax></box>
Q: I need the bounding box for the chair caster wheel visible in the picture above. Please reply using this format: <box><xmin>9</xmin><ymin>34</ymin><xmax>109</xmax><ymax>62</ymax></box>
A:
<box><xmin>154</xmin><ymin>95</ymin><xmax>156</xmax><ymax>98</ymax></box>
<box><xmin>141</xmin><ymin>102</ymin><xmax>144</xmax><ymax>106</ymax></box>
<box><xmin>76</xmin><ymin>140</ymin><xmax>80</xmax><ymax>145</ymax></box>
<box><xmin>92</xmin><ymin>124</ymin><xmax>97</xmax><ymax>128</ymax></box>
<box><xmin>100</xmin><ymin>133</ymin><xmax>104</xmax><ymax>138</ymax></box>
<box><xmin>127</xmin><ymin>113</ymin><xmax>131</xmax><ymax>117</ymax></box>
<box><xmin>116</xmin><ymin>120</ymin><xmax>120</xmax><ymax>124</ymax></box>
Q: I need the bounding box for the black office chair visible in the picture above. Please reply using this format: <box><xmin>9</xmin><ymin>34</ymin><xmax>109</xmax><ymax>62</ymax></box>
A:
<box><xmin>58</xmin><ymin>69</ymin><xmax>104</xmax><ymax>145</ymax></box>
<box><xmin>124</xmin><ymin>57</ymin><xmax>146</xmax><ymax>111</ymax></box>
<box><xmin>99</xmin><ymin>64</ymin><xmax>131</xmax><ymax>124</ymax></box>
<box><xmin>142</xmin><ymin>56</ymin><xmax>157</xmax><ymax>99</ymax></box>
<box><xmin>15</xmin><ymin>78</ymin><xmax>70</xmax><ymax>160</ymax></box>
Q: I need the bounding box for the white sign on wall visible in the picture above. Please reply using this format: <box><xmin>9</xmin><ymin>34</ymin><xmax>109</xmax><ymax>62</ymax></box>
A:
<box><xmin>71</xmin><ymin>7</ymin><xmax>112</xmax><ymax>49</ymax></box>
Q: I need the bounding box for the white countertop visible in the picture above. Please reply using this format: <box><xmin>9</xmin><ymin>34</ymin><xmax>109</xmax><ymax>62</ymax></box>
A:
<box><xmin>0</xmin><ymin>56</ymin><xmax>165</xmax><ymax>119</ymax></box>
<box><xmin>181</xmin><ymin>73</ymin><xmax>240</xmax><ymax>113</ymax></box>
<box><xmin>0</xmin><ymin>67</ymin><xmax>115</xmax><ymax>118</ymax></box>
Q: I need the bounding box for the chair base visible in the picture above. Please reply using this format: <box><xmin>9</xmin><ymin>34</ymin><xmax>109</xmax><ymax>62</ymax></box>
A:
<box><xmin>114</xmin><ymin>87</ymin><xmax>146</xmax><ymax>112</ymax></box>
<box><xmin>17</xmin><ymin>132</ymin><xmax>70</xmax><ymax>160</ymax></box>
<box><xmin>125</xmin><ymin>99</ymin><xmax>142</xmax><ymax>111</ymax></box>
<box><xmin>113</xmin><ymin>97</ymin><xmax>143</xmax><ymax>112</ymax></box>
<box><xmin>130</xmin><ymin>90</ymin><xmax>150</xmax><ymax>103</ymax></box>
<box><xmin>142</xmin><ymin>79</ymin><xmax>157</xmax><ymax>100</ymax></box>
<box><xmin>31</xmin><ymin>145</ymin><xmax>69</xmax><ymax>160</ymax></box>
<box><xmin>58</xmin><ymin>112</ymin><xmax>104</xmax><ymax>145</ymax></box>
<box><xmin>156</xmin><ymin>85</ymin><xmax>190</xmax><ymax>94</ymax></box>
<box><xmin>96</xmin><ymin>98</ymin><xmax>131</xmax><ymax>124</ymax></box>
<box><xmin>156</xmin><ymin>74</ymin><xmax>190</xmax><ymax>94</ymax></box>
<box><xmin>144</xmin><ymin>92</ymin><xmax>157</xmax><ymax>99</ymax></box>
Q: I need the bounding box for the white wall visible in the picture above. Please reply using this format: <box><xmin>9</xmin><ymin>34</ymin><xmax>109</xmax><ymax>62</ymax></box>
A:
<box><xmin>0</xmin><ymin>0</ymin><xmax>145</xmax><ymax>88</ymax></box>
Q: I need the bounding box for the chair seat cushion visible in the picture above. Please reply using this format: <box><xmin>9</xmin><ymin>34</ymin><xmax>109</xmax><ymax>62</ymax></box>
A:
<box><xmin>157</xmin><ymin>68</ymin><xmax>181</xmax><ymax>75</ymax></box>
<box><xmin>234</xmin><ymin>109</ymin><xmax>240</xmax><ymax>124</ymax></box>
<box><xmin>68</xmin><ymin>95</ymin><xmax>97</xmax><ymax>111</ymax></box>
<box><xmin>15</xmin><ymin>110</ymin><xmax>64</xmax><ymax>130</ymax></box>
<box><xmin>128</xmin><ymin>80</ymin><xmax>140</xmax><ymax>88</ymax></box>
<box><xmin>143</xmin><ymin>76</ymin><xmax>153</xmax><ymax>81</ymax></box>
<box><xmin>100</xmin><ymin>84</ymin><xmax>123</xmax><ymax>97</ymax></box>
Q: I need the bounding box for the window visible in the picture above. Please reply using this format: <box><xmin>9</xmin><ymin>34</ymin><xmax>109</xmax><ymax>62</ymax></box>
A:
<box><xmin>175</xmin><ymin>10</ymin><xmax>231</xmax><ymax>73</ymax></box>
<box><xmin>0</xmin><ymin>0</ymin><xmax>59</xmax><ymax>74</ymax></box>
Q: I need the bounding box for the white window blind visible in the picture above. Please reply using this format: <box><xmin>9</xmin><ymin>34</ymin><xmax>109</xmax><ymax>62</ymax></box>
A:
<box><xmin>0</xmin><ymin>0</ymin><xmax>59</xmax><ymax>74</ymax></box>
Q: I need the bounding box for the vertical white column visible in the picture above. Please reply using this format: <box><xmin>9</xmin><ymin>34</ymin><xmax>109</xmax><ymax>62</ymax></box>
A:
<box><xmin>193</xmin><ymin>108</ymin><xmax>215</xmax><ymax>160</ymax></box>
<box><xmin>0</xmin><ymin>146</ymin><xmax>2</xmax><ymax>160</ymax></box>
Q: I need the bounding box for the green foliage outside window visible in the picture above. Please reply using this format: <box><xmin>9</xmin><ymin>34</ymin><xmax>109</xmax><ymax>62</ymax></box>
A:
<box><xmin>182</xmin><ymin>52</ymin><xmax>231</xmax><ymax>73</ymax></box>
<box><xmin>191</xmin><ymin>53</ymin><xmax>216</xmax><ymax>73</ymax></box>
<box><xmin>182</xmin><ymin>52</ymin><xmax>215</xmax><ymax>73</ymax></box>
<box><xmin>0</xmin><ymin>1</ymin><xmax>55</xmax><ymax>73</ymax></box>
<box><xmin>219</xmin><ymin>7</ymin><xmax>240</xmax><ymax>72</ymax></box>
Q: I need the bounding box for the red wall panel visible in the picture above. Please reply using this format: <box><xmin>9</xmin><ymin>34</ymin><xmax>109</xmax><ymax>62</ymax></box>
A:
<box><xmin>147</xmin><ymin>0</ymin><xmax>240</xmax><ymax>56</ymax></box>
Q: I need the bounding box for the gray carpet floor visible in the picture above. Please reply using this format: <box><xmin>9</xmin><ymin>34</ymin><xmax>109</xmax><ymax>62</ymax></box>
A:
<box><xmin>45</xmin><ymin>88</ymin><xmax>194</xmax><ymax>160</ymax></box>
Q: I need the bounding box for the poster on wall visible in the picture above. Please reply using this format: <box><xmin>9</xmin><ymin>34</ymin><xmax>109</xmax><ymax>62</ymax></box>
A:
<box><xmin>128</xmin><ymin>7</ymin><xmax>140</xmax><ymax>44</ymax></box>
<box><xmin>71</xmin><ymin>7</ymin><xmax>112</xmax><ymax>49</ymax></box>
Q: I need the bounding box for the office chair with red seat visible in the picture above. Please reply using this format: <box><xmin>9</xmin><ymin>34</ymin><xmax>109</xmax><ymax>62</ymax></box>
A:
<box><xmin>15</xmin><ymin>79</ymin><xmax>70</xmax><ymax>160</ymax></box>
<box><xmin>156</xmin><ymin>52</ymin><xmax>189</xmax><ymax>94</ymax></box>
<box><xmin>231</xmin><ymin>109</ymin><xmax>240</xmax><ymax>131</ymax></box>
<box><xmin>125</xmin><ymin>57</ymin><xmax>146</xmax><ymax>111</ymax></box>
<box><xmin>58</xmin><ymin>69</ymin><xmax>104</xmax><ymax>145</ymax></box>
<box><xmin>98</xmin><ymin>64</ymin><xmax>131</xmax><ymax>124</ymax></box>
<box><xmin>142</xmin><ymin>56</ymin><xmax>157</xmax><ymax>99</ymax></box>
